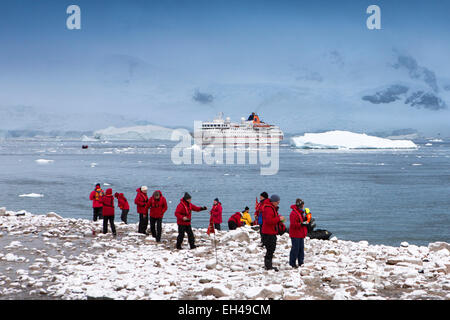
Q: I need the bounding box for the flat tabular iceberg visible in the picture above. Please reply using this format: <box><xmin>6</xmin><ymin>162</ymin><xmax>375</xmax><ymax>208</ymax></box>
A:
<box><xmin>35</xmin><ymin>159</ymin><xmax>54</xmax><ymax>164</ymax></box>
<box><xmin>291</xmin><ymin>130</ymin><xmax>417</xmax><ymax>149</ymax></box>
<box><xmin>19</xmin><ymin>193</ymin><xmax>44</xmax><ymax>198</ymax></box>
<box><xmin>94</xmin><ymin>125</ymin><xmax>178</xmax><ymax>141</ymax></box>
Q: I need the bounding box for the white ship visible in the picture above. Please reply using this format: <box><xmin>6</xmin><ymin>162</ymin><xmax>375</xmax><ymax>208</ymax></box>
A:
<box><xmin>197</xmin><ymin>112</ymin><xmax>283</xmax><ymax>145</ymax></box>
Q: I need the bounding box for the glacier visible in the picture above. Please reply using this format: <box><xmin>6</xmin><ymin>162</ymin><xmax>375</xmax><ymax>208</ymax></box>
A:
<box><xmin>93</xmin><ymin>124</ymin><xmax>180</xmax><ymax>141</ymax></box>
<box><xmin>290</xmin><ymin>130</ymin><xmax>417</xmax><ymax>149</ymax></box>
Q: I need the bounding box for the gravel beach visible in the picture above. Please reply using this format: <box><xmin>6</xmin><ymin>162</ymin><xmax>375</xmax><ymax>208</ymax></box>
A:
<box><xmin>1</xmin><ymin>208</ymin><xmax>449</xmax><ymax>300</ymax></box>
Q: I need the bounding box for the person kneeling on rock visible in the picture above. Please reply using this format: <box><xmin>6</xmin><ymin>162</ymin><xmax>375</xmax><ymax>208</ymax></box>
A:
<box><xmin>101</xmin><ymin>188</ymin><xmax>116</xmax><ymax>236</ymax></box>
<box><xmin>228</xmin><ymin>211</ymin><xmax>243</xmax><ymax>230</ymax></box>
<box><xmin>174</xmin><ymin>192</ymin><xmax>207</xmax><ymax>249</ymax></box>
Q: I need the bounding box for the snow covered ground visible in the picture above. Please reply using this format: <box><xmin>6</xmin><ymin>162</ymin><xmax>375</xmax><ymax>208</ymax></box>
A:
<box><xmin>291</xmin><ymin>131</ymin><xmax>418</xmax><ymax>149</ymax></box>
<box><xmin>0</xmin><ymin>209</ymin><xmax>449</xmax><ymax>300</ymax></box>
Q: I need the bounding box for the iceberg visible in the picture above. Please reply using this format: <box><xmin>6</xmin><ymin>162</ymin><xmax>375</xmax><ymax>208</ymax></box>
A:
<box><xmin>35</xmin><ymin>159</ymin><xmax>55</xmax><ymax>164</ymax></box>
<box><xmin>81</xmin><ymin>135</ymin><xmax>97</xmax><ymax>142</ymax></box>
<box><xmin>19</xmin><ymin>193</ymin><xmax>44</xmax><ymax>198</ymax></box>
<box><xmin>290</xmin><ymin>130</ymin><xmax>417</xmax><ymax>149</ymax></box>
<box><xmin>93</xmin><ymin>125</ymin><xmax>179</xmax><ymax>141</ymax></box>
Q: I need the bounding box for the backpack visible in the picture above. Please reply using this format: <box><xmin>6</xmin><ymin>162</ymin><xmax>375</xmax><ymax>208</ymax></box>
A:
<box><xmin>307</xmin><ymin>218</ymin><xmax>316</xmax><ymax>233</ymax></box>
<box><xmin>276</xmin><ymin>221</ymin><xmax>287</xmax><ymax>236</ymax></box>
<box><xmin>94</xmin><ymin>189</ymin><xmax>103</xmax><ymax>201</ymax></box>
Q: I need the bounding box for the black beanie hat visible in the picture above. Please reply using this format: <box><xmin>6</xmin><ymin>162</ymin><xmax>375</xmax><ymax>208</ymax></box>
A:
<box><xmin>214</xmin><ymin>198</ymin><xmax>219</xmax><ymax>202</ymax></box>
<box><xmin>95</xmin><ymin>183</ymin><xmax>101</xmax><ymax>188</ymax></box>
<box><xmin>260</xmin><ymin>192</ymin><xmax>268</xmax><ymax>199</ymax></box>
<box><xmin>184</xmin><ymin>192</ymin><xmax>192</xmax><ymax>200</ymax></box>
<box><xmin>244</xmin><ymin>206</ymin><xmax>249</xmax><ymax>211</ymax></box>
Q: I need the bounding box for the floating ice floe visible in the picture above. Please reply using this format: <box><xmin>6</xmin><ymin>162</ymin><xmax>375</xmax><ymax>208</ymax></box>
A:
<box><xmin>290</xmin><ymin>131</ymin><xmax>417</xmax><ymax>150</ymax></box>
<box><xmin>19</xmin><ymin>193</ymin><xmax>44</xmax><ymax>198</ymax></box>
<box><xmin>35</xmin><ymin>159</ymin><xmax>54</xmax><ymax>164</ymax></box>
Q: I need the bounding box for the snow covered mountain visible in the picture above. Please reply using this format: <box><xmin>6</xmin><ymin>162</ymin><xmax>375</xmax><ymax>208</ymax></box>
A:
<box><xmin>1</xmin><ymin>50</ymin><xmax>449</xmax><ymax>138</ymax></box>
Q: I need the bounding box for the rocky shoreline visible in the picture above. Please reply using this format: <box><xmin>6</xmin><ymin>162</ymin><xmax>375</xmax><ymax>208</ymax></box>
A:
<box><xmin>0</xmin><ymin>208</ymin><xmax>449</xmax><ymax>300</ymax></box>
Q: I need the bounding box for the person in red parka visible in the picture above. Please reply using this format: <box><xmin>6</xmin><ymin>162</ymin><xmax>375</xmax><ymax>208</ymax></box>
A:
<box><xmin>101</xmin><ymin>188</ymin><xmax>116</xmax><ymax>236</ymax></box>
<box><xmin>115</xmin><ymin>192</ymin><xmax>130</xmax><ymax>224</ymax></box>
<box><xmin>289</xmin><ymin>199</ymin><xmax>309</xmax><ymax>268</ymax></box>
<box><xmin>261</xmin><ymin>194</ymin><xmax>286</xmax><ymax>271</ymax></box>
<box><xmin>135</xmin><ymin>186</ymin><xmax>149</xmax><ymax>234</ymax></box>
<box><xmin>89</xmin><ymin>183</ymin><xmax>104</xmax><ymax>221</ymax></box>
<box><xmin>210</xmin><ymin>198</ymin><xmax>222</xmax><ymax>230</ymax></box>
<box><xmin>174</xmin><ymin>192</ymin><xmax>207</xmax><ymax>249</ymax></box>
<box><xmin>147</xmin><ymin>190</ymin><xmax>168</xmax><ymax>242</ymax></box>
<box><xmin>228</xmin><ymin>212</ymin><xmax>242</xmax><ymax>230</ymax></box>
<box><xmin>255</xmin><ymin>192</ymin><xmax>269</xmax><ymax>245</ymax></box>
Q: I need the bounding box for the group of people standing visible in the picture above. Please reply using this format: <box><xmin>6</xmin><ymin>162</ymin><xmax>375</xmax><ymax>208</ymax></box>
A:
<box><xmin>89</xmin><ymin>184</ymin><xmax>312</xmax><ymax>271</ymax></box>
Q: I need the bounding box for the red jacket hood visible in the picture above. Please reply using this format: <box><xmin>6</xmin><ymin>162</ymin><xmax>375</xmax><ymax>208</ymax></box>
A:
<box><xmin>263</xmin><ymin>198</ymin><xmax>277</xmax><ymax>209</ymax></box>
<box><xmin>105</xmin><ymin>188</ymin><xmax>112</xmax><ymax>195</ymax></box>
<box><xmin>290</xmin><ymin>205</ymin><xmax>304</xmax><ymax>213</ymax></box>
<box><xmin>136</xmin><ymin>188</ymin><xmax>148</xmax><ymax>195</ymax></box>
<box><xmin>152</xmin><ymin>190</ymin><xmax>164</xmax><ymax>199</ymax></box>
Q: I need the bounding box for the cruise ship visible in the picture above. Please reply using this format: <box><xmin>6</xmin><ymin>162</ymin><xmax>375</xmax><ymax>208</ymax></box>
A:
<box><xmin>196</xmin><ymin>112</ymin><xmax>284</xmax><ymax>146</ymax></box>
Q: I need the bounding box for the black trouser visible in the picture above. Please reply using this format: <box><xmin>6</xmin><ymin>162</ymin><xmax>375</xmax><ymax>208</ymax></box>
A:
<box><xmin>121</xmin><ymin>209</ymin><xmax>129</xmax><ymax>224</ymax></box>
<box><xmin>103</xmin><ymin>216</ymin><xmax>116</xmax><ymax>235</ymax></box>
<box><xmin>262</xmin><ymin>234</ymin><xmax>277</xmax><ymax>269</ymax></box>
<box><xmin>259</xmin><ymin>222</ymin><xmax>265</xmax><ymax>245</ymax></box>
<box><xmin>176</xmin><ymin>224</ymin><xmax>195</xmax><ymax>249</ymax></box>
<box><xmin>150</xmin><ymin>217</ymin><xmax>163</xmax><ymax>242</ymax></box>
<box><xmin>214</xmin><ymin>223</ymin><xmax>221</xmax><ymax>231</ymax></box>
<box><xmin>93</xmin><ymin>207</ymin><xmax>103</xmax><ymax>221</ymax></box>
<box><xmin>228</xmin><ymin>221</ymin><xmax>237</xmax><ymax>230</ymax></box>
<box><xmin>138</xmin><ymin>214</ymin><xmax>149</xmax><ymax>234</ymax></box>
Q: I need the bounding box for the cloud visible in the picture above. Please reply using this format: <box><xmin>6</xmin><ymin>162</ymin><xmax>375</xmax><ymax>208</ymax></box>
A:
<box><xmin>393</xmin><ymin>54</ymin><xmax>439</xmax><ymax>92</ymax></box>
<box><xmin>362</xmin><ymin>85</ymin><xmax>409</xmax><ymax>104</ymax></box>
<box><xmin>404</xmin><ymin>91</ymin><xmax>447</xmax><ymax>110</ymax></box>
<box><xmin>193</xmin><ymin>90</ymin><xmax>214</xmax><ymax>104</ymax></box>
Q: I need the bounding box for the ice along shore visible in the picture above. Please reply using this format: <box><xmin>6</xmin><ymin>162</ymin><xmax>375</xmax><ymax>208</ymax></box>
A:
<box><xmin>0</xmin><ymin>208</ymin><xmax>449</xmax><ymax>300</ymax></box>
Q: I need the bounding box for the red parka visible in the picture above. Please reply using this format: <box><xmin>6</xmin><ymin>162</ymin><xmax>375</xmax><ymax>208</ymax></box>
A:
<box><xmin>210</xmin><ymin>202</ymin><xmax>223</xmax><ymax>224</ymax></box>
<box><xmin>289</xmin><ymin>205</ymin><xmax>308</xmax><ymax>239</ymax></box>
<box><xmin>174</xmin><ymin>198</ymin><xmax>203</xmax><ymax>226</ymax></box>
<box><xmin>101</xmin><ymin>189</ymin><xmax>115</xmax><ymax>217</ymax></box>
<box><xmin>115</xmin><ymin>193</ymin><xmax>130</xmax><ymax>210</ymax></box>
<box><xmin>134</xmin><ymin>188</ymin><xmax>149</xmax><ymax>215</ymax></box>
<box><xmin>89</xmin><ymin>187</ymin><xmax>104</xmax><ymax>208</ymax></box>
<box><xmin>147</xmin><ymin>190</ymin><xmax>168</xmax><ymax>219</ymax></box>
<box><xmin>261</xmin><ymin>199</ymin><xmax>281</xmax><ymax>235</ymax></box>
<box><xmin>228</xmin><ymin>212</ymin><xmax>242</xmax><ymax>227</ymax></box>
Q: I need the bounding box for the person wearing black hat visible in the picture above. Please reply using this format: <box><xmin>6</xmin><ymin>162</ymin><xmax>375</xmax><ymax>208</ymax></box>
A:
<box><xmin>255</xmin><ymin>192</ymin><xmax>269</xmax><ymax>245</ymax></box>
<box><xmin>89</xmin><ymin>183</ymin><xmax>104</xmax><ymax>221</ymax></box>
<box><xmin>261</xmin><ymin>194</ymin><xmax>286</xmax><ymax>271</ymax></box>
<box><xmin>241</xmin><ymin>206</ymin><xmax>252</xmax><ymax>226</ymax></box>
<box><xmin>174</xmin><ymin>192</ymin><xmax>208</xmax><ymax>249</ymax></box>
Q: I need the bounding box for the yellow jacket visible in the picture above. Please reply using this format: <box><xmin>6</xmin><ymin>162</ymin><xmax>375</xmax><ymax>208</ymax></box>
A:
<box><xmin>240</xmin><ymin>211</ymin><xmax>252</xmax><ymax>226</ymax></box>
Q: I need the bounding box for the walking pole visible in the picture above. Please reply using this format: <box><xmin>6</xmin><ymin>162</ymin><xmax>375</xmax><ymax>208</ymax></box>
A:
<box><xmin>213</xmin><ymin>231</ymin><xmax>218</xmax><ymax>265</ymax></box>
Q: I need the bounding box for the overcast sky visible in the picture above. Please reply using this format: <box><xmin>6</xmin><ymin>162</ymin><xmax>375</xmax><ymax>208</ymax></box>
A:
<box><xmin>0</xmin><ymin>0</ymin><xmax>449</xmax><ymax>134</ymax></box>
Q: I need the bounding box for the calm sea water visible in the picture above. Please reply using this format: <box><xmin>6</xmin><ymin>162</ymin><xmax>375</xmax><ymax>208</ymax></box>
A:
<box><xmin>0</xmin><ymin>139</ymin><xmax>449</xmax><ymax>246</ymax></box>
